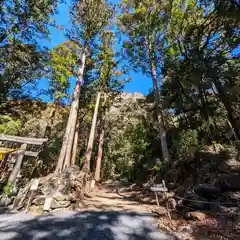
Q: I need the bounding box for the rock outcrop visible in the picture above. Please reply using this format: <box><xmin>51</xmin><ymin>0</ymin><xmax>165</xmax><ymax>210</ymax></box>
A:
<box><xmin>13</xmin><ymin>165</ymin><xmax>90</xmax><ymax>215</ymax></box>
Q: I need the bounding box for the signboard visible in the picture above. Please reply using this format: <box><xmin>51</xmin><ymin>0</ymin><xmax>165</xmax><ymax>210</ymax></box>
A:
<box><xmin>151</xmin><ymin>186</ymin><xmax>168</xmax><ymax>192</ymax></box>
<box><xmin>151</xmin><ymin>181</ymin><xmax>167</xmax><ymax>192</ymax></box>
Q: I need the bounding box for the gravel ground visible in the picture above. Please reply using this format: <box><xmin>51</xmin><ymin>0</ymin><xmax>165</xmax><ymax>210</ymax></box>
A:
<box><xmin>0</xmin><ymin>210</ymin><xmax>177</xmax><ymax>240</ymax></box>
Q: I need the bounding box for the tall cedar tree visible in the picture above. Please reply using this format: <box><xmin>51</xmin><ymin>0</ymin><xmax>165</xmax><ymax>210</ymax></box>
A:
<box><xmin>118</xmin><ymin>0</ymin><xmax>171</xmax><ymax>161</ymax></box>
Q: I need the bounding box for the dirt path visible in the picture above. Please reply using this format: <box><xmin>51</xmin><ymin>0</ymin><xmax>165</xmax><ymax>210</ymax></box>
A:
<box><xmin>0</xmin><ymin>182</ymin><xmax>177</xmax><ymax>240</ymax></box>
<box><xmin>83</xmin><ymin>183</ymin><xmax>153</xmax><ymax>213</ymax></box>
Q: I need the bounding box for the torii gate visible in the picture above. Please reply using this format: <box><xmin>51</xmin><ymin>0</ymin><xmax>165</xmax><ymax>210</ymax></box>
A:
<box><xmin>0</xmin><ymin>134</ymin><xmax>48</xmax><ymax>185</ymax></box>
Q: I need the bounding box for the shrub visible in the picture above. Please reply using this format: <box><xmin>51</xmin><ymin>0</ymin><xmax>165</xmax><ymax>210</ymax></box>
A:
<box><xmin>0</xmin><ymin>115</ymin><xmax>21</xmax><ymax>135</ymax></box>
<box><xmin>176</xmin><ymin>129</ymin><xmax>199</xmax><ymax>160</ymax></box>
<box><xmin>3</xmin><ymin>183</ymin><xmax>13</xmax><ymax>195</ymax></box>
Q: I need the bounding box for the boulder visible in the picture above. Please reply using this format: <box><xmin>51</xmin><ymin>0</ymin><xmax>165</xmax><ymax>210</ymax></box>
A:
<box><xmin>167</xmin><ymin>198</ymin><xmax>177</xmax><ymax>209</ymax></box>
<box><xmin>39</xmin><ymin>165</ymin><xmax>81</xmax><ymax>197</ymax></box>
<box><xmin>219</xmin><ymin>191</ymin><xmax>240</xmax><ymax>207</ymax></box>
<box><xmin>194</xmin><ymin>185</ymin><xmax>222</xmax><ymax>200</ymax></box>
<box><xmin>178</xmin><ymin>194</ymin><xmax>207</xmax><ymax>211</ymax></box>
<box><xmin>214</xmin><ymin>174</ymin><xmax>240</xmax><ymax>192</ymax></box>
<box><xmin>0</xmin><ymin>195</ymin><xmax>12</xmax><ymax>206</ymax></box>
<box><xmin>151</xmin><ymin>206</ymin><xmax>168</xmax><ymax>215</ymax></box>
<box><xmin>220</xmin><ymin>158</ymin><xmax>240</xmax><ymax>172</ymax></box>
<box><xmin>185</xmin><ymin>211</ymin><xmax>209</xmax><ymax>221</ymax></box>
<box><xmin>223</xmin><ymin>191</ymin><xmax>240</xmax><ymax>201</ymax></box>
<box><xmin>218</xmin><ymin>205</ymin><xmax>238</xmax><ymax>214</ymax></box>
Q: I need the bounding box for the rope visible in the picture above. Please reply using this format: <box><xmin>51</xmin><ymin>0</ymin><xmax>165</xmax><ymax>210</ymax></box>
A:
<box><xmin>175</xmin><ymin>195</ymin><xmax>239</xmax><ymax>206</ymax></box>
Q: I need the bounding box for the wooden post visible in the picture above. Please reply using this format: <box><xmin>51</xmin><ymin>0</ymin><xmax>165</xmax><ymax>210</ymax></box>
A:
<box><xmin>155</xmin><ymin>192</ymin><xmax>160</xmax><ymax>206</ymax></box>
<box><xmin>151</xmin><ymin>182</ymin><xmax>168</xmax><ymax>207</ymax></box>
<box><xmin>8</xmin><ymin>143</ymin><xmax>27</xmax><ymax>185</ymax></box>
<box><xmin>26</xmin><ymin>179</ymin><xmax>40</xmax><ymax>212</ymax></box>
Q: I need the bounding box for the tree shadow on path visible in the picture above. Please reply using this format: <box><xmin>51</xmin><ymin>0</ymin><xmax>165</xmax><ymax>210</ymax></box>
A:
<box><xmin>0</xmin><ymin>211</ymin><xmax>177</xmax><ymax>240</ymax></box>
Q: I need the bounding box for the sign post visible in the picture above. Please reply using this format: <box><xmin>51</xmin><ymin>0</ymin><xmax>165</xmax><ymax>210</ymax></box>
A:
<box><xmin>150</xmin><ymin>180</ymin><xmax>168</xmax><ymax>206</ymax></box>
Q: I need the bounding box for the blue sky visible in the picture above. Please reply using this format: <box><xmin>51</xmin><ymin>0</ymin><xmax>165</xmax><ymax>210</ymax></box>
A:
<box><xmin>36</xmin><ymin>0</ymin><xmax>240</xmax><ymax>99</ymax></box>
<box><xmin>37</xmin><ymin>0</ymin><xmax>152</xmax><ymax>97</ymax></box>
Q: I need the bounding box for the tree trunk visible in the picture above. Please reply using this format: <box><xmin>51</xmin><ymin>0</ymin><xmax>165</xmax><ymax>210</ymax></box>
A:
<box><xmin>212</xmin><ymin>79</ymin><xmax>239</xmax><ymax>139</ymax></box>
<box><xmin>71</xmin><ymin>124</ymin><xmax>79</xmax><ymax>165</ymax></box>
<box><xmin>55</xmin><ymin>50</ymin><xmax>86</xmax><ymax>172</ymax></box>
<box><xmin>148</xmin><ymin>50</ymin><xmax>170</xmax><ymax>162</ymax></box>
<box><xmin>83</xmin><ymin>92</ymin><xmax>101</xmax><ymax>172</ymax></box>
<box><xmin>8</xmin><ymin>143</ymin><xmax>27</xmax><ymax>185</ymax></box>
<box><xmin>226</xmin><ymin>118</ymin><xmax>238</xmax><ymax>140</ymax></box>
<box><xmin>94</xmin><ymin>125</ymin><xmax>105</xmax><ymax>181</ymax></box>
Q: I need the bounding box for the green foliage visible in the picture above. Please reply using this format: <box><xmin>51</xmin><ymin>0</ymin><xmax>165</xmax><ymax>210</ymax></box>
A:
<box><xmin>69</xmin><ymin>0</ymin><xmax>114</xmax><ymax>43</ymax></box>
<box><xmin>0</xmin><ymin>42</ymin><xmax>49</xmax><ymax>100</ymax></box>
<box><xmin>151</xmin><ymin>163</ymin><xmax>161</xmax><ymax>172</ymax></box>
<box><xmin>82</xmin><ymin>31</ymin><xmax>127</xmax><ymax>105</ymax></box>
<box><xmin>3</xmin><ymin>183</ymin><xmax>13</xmax><ymax>196</ymax></box>
<box><xmin>104</xmin><ymin>114</ymin><xmax>152</xmax><ymax>181</ymax></box>
<box><xmin>175</xmin><ymin>129</ymin><xmax>199</xmax><ymax>160</ymax></box>
<box><xmin>0</xmin><ymin>0</ymin><xmax>59</xmax><ymax>99</ymax></box>
<box><xmin>0</xmin><ymin>0</ymin><xmax>239</xmax><ymax>187</ymax></box>
<box><xmin>0</xmin><ymin>115</ymin><xmax>21</xmax><ymax>135</ymax></box>
<box><xmin>161</xmin><ymin>0</ymin><xmax>240</xmax><ymax>142</ymax></box>
<box><xmin>118</xmin><ymin>0</ymin><xmax>170</xmax><ymax>76</ymax></box>
<box><xmin>49</xmin><ymin>41</ymin><xmax>81</xmax><ymax>102</ymax></box>
<box><xmin>0</xmin><ymin>0</ymin><xmax>59</xmax><ymax>44</ymax></box>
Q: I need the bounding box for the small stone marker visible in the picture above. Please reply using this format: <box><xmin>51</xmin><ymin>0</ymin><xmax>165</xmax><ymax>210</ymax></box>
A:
<box><xmin>25</xmin><ymin>179</ymin><xmax>40</xmax><ymax>212</ymax></box>
<box><xmin>30</xmin><ymin>179</ymin><xmax>39</xmax><ymax>191</ymax></box>
<box><xmin>43</xmin><ymin>198</ymin><xmax>52</xmax><ymax>211</ymax></box>
<box><xmin>90</xmin><ymin>179</ymin><xmax>95</xmax><ymax>190</ymax></box>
